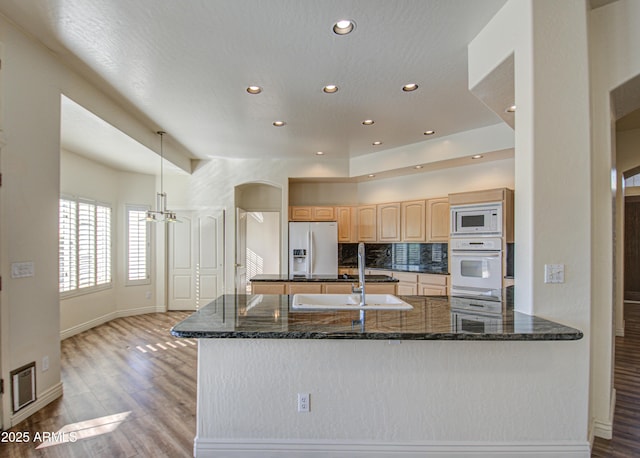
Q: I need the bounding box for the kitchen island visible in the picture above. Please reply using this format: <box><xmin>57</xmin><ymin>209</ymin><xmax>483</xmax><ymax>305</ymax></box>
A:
<box><xmin>172</xmin><ymin>292</ymin><xmax>588</xmax><ymax>457</ymax></box>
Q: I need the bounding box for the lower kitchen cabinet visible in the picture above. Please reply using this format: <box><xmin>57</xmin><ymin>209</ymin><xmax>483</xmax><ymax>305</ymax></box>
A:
<box><xmin>418</xmin><ymin>273</ymin><xmax>449</xmax><ymax>295</ymax></box>
<box><xmin>393</xmin><ymin>272</ymin><xmax>419</xmax><ymax>295</ymax></box>
<box><xmin>251</xmin><ymin>281</ymin><xmax>396</xmax><ymax>295</ymax></box>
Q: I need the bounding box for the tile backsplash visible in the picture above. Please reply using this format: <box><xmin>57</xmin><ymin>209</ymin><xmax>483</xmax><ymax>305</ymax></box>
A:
<box><xmin>339</xmin><ymin>242</ymin><xmax>448</xmax><ymax>274</ymax></box>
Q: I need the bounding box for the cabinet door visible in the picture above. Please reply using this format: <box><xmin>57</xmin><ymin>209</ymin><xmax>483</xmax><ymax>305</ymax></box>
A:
<box><xmin>336</xmin><ymin>206</ymin><xmax>354</xmax><ymax>242</ymax></box>
<box><xmin>377</xmin><ymin>202</ymin><xmax>401</xmax><ymax>242</ymax></box>
<box><xmin>313</xmin><ymin>206</ymin><xmax>336</xmax><ymax>221</ymax></box>
<box><xmin>290</xmin><ymin>206</ymin><xmax>313</xmax><ymax>221</ymax></box>
<box><xmin>426</xmin><ymin>198</ymin><xmax>450</xmax><ymax>242</ymax></box>
<box><xmin>357</xmin><ymin>206</ymin><xmax>377</xmax><ymax>241</ymax></box>
<box><xmin>397</xmin><ymin>282</ymin><xmax>418</xmax><ymax>295</ymax></box>
<box><xmin>420</xmin><ymin>285</ymin><xmax>447</xmax><ymax>296</ymax></box>
<box><xmin>401</xmin><ymin>200</ymin><xmax>426</xmax><ymax>242</ymax></box>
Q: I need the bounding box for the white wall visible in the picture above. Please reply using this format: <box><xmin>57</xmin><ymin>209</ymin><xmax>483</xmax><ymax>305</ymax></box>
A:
<box><xmin>59</xmin><ymin>150</ymin><xmax>159</xmax><ymax>339</ymax></box>
<box><xmin>357</xmin><ymin>157</ymin><xmax>514</xmax><ymax>204</ymax></box>
<box><xmin>589</xmin><ymin>0</ymin><xmax>640</xmax><ymax>439</ymax></box>
<box><xmin>247</xmin><ymin>212</ymin><xmax>280</xmax><ymax>275</ymax></box>
<box><xmin>0</xmin><ymin>14</ymin><xmax>170</xmax><ymax>427</ymax></box>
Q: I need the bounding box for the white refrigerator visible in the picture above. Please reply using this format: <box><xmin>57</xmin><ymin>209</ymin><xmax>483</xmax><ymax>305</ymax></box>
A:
<box><xmin>288</xmin><ymin>222</ymin><xmax>338</xmax><ymax>276</ymax></box>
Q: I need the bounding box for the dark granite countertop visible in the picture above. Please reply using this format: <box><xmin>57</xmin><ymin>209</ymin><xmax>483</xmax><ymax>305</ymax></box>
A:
<box><xmin>250</xmin><ymin>274</ymin><xmax>399</xmax><ymax>282</ymax></box>
<box><xmin>171</xmin><ymin>293</ymin><xmax>583</xmax><ymax>341</ymax></box>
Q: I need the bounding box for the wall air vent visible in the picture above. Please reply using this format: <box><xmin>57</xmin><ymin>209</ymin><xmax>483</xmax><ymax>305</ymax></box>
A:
<box><xmin>11</xmin><ymin>362</ymin><xmax>36</xmax><ymax>412</ymax></box>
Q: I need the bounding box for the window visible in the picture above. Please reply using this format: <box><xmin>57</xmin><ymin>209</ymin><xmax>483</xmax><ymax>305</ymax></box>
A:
<box><xmin>59</xmin><ymin>197</ymin><xmax>112</xmax><ymax>294</ymax></box>
<box><xmin>126</xmin><ymin>205</ymin><xmax>150</xmax><ymax>284</ymax></box>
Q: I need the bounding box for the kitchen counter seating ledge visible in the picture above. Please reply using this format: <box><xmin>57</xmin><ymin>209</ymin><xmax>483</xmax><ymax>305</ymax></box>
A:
<box><xmin>171</xmin><ymin>287</ymin><xmax>583</xmax><ymax>341</ymax></box>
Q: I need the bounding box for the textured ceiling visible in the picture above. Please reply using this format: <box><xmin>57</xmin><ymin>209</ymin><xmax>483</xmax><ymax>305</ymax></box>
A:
<box><xmin>0</xmin><ymin>0</ymin><xmax>511</xmax><ymax>170</ymax></box>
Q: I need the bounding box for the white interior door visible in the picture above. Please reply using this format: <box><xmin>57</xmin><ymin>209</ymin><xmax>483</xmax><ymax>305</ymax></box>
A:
<box><xmin>236</xmin><ymin>208</ymin><xmax>247</xmax><ymax>293</ymax></box>
<box><xmin>168</xmin><ymin>210</ymin><xmax>225</xmax><ymax>310</ymax></box>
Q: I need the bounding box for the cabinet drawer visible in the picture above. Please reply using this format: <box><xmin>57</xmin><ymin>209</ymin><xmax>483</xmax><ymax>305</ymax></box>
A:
<box><xmin>287</xmin><ymin>283</ymin><xmax>323</xmax><ymax>294</ymax></box>
<box><xmin>393</xmin><ymin>272</ymin><xmax>418</xmax><ymax>283</ymax></box>
<box><xmin>418</xmin><ymin>274</ymin><xmax>448</xmax><ymax>286</ymax></box>
<box><xmin>251</xmin><ymin>283</ymin><xmax>286</xmax><ymax>294</ymax></box>
<box><xmin>322</xmin><ymin>283</ymin><xmax>353</xmax><ymax>294</ymax></box>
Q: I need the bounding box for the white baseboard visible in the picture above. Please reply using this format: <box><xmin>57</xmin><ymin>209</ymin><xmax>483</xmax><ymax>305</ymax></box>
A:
<box><xmin>194</xmin><ymin>438</ymin><xmax>591</xmax><ymax>457</ymax></box>
<box><xmin>60</xmin><ymin>305</ymin><xmax>163</xmax><ymax>340</ymax></box>
<box><xmin>10</xmin><ymin>382</ymin><xmax>63</xmax><ymax>427</ymax></box>
<box><xmin>116</xmin><ymin>305</ymin><xmax>163</xmax><ymax>318</ymax></box>
<box><xmin>616</xmin><ymin>326</ymin><xmax>625</xmax><ymax>337</ymax></box>
<box><xmin>592</xmin><ymin>388</ymin><xmax>616</xmax><ymax>440</ymax></box>
<box><xmin>60</xmin><ymin>312</ymin><xmax>118</xmax><ymax>340</ymax></box>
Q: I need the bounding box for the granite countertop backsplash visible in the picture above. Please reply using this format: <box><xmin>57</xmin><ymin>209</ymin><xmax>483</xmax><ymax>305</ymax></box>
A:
<box><xmin>171</xmin><ymin>287</ymin><xmax>582</xmax><ymax>342</ymax></box>
<box><xmin>339</xmin><ymin>242</ymin><xmax>448</xmax><ymax>274</ymax></box>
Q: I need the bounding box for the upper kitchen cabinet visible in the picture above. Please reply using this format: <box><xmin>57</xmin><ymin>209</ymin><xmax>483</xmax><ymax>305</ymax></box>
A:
<box><xmin>289</xmin><ymin>206</ymin><xmax>336</xmax><ymax>221</ymax></box>
<box><xmin>426</xmin><ymin>198</ymin><xmax>450</xmax><ymax>242</ymax></box>
<box><xmin>356</xmin><ymin>205</ymin><xmax>377</xmax><ymax>242</ymax></box>
<box><xmin>336</xmin><ymin>206</ymin><xmax>356</xmax><ymax>242</ymax></box>
<box><xmin>377</xmin><ymin>202</ymin><xmax>401</xmax><ymax>242</ymax></box>
<box><xmin>401</xmin><ymin>200</ymin><xmax>426</xmax><ymax>242</ymax></box>
<box><xmin>448</xmin><ymin>188</ymin><xmax>514</xmax><ymax>242</ymax></box>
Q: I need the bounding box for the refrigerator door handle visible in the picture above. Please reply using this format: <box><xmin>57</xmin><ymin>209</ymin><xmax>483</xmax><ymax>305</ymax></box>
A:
<box><xmin>308</xmin><ymin>230</ymin><xmax>313</xmax><ymax>276</ymax></box>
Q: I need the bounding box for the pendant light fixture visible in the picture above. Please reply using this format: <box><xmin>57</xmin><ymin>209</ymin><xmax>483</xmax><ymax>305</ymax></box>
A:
<box><xmin>146</xmin><ymin>131</ymin><xmax>178</xmax><ymax>223</ymax></box>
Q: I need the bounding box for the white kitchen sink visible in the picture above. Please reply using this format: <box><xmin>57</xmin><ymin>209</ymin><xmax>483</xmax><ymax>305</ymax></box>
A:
<box><xmin>292</xmin><ymin>294</ymin><xmax>413</xmax><ymax>310</ymax></box>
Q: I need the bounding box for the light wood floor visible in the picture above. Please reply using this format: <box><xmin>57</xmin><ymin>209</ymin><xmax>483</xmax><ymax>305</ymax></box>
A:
<box><xmin>0</xmin><ymin>312</ymin><xmax>196</xmax><ymax>458</ymax></box>
<box><xmin>592</xmin><ymin>303</ymin><xmax>640</xmax><ymax>457</ymax></box>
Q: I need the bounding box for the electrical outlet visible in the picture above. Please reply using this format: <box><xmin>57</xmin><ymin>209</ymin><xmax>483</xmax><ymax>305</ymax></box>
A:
<box><xmin>297</xmin><ymin>393</ymin><xmax>310</xmax><ymax>412</ymax></box>
<box><xmin>145</xmin><ymin>291</ymin><xmax>152</xmax><ymax>300</ymax></box>
<box><xmin>42</xmin><ymin>356</ymin><xmax>49</xmax><ymax>372</ymax></box>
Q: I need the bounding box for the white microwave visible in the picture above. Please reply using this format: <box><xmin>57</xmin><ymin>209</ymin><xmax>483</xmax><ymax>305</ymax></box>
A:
<box><xmin>450</xmin><ymin>203</ymin><xmax>502</xmax><ymax>237</ymax></box>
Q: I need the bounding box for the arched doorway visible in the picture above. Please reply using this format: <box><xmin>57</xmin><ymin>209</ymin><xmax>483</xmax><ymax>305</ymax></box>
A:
<box><xmin>234</xmin><ymin>182</ymin><xmax>282</xmax><ymax>293</ymax></box>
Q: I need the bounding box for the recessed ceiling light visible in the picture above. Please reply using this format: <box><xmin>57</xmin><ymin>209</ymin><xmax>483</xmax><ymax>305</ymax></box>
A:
<box><xmin>506</xmin><ymin>105</ymin><xmax>516</xmax><ymax>113</ymax></box>
<box><xmin>333</xmin><ymin>19</ymin><xmax>355</xmax><ymax>35</ymax></box>
<box><xmin>368</xmin><ymin>174</ymin><xmax>376</xmax><ymax>178</ymax></box>
<box><xmin>415</xmin><ymin>165</ymin><xmax>423</xmax><ymax>169</ymax></box>
<box><xmin>423</xmin><ymin>130</ymin><xmax>435</xmax><ymax>136</ymax></box>
<box><xmin>472</xmin><ymin>154</ymin><xmax>483</xmax><ymax>159</ymax></box>
<box><xmin>372</xmin><ymin>141</ymin><xmax>382</xmax><ymax>146</ymax></box>
<box><xmin>323</xmin><ymin>85</ymin><xmax>339</xmax><ymax>93</ymax></box>
<box><xmin>316</xmin><ymin>151</ymin><xmax>325</xmax><ymax>156</ymax></box>
<box><xmin>362</xmin><ymin>119</ymin><xmax>375</xmax><ymax>125</ymax></box>
<box><xmin>402</xmin><ymin>83</ymin><xmax>419</xmax><ymax>92</ymax></box>
<box><xmin>273</xmin><ymin>121</ymin><xmax>286</xmax><ymax>127</ymax></box>
<box><xmin>246</xmin><ymin>86</ymin><xmax>262</xmax><ymax>94</ymax></box>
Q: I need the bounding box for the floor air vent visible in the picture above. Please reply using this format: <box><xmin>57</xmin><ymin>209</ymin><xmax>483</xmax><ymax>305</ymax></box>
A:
<box><xmin>11</xmin><ymin>362</ymin><xmax>36</xmax><ymax>412</ymax></box>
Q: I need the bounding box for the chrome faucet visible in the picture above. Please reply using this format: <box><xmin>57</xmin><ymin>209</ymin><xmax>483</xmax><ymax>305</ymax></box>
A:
<box><xmin>352</xmin><ymin>242</ymin><xmax>366</xmax><ymax>306</ymax></box>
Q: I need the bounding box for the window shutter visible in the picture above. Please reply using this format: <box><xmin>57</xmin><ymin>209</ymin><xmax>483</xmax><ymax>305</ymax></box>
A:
<box><xmin>77</xmin><ymin>201</ymin><xmax>96</xmax><ymax>289</ymax></box>
<box><xmin>127</xmin><ymin>209</ymin><xmax>149</xmax><ymax>282</ymax></box>
<box><xmin>96</xmin><ymin>204</ymin><xmax>111</xmax><ymax>285</ymax></box>
<box><xmin>59</xmin><ymin>199</ymin><xmax>77</xmax><ymax>292</ymax></box>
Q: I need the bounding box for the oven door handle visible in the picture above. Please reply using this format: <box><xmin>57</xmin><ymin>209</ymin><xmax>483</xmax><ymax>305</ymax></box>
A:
<box><xmin>451</xmin><ymin>251</ymin><xmax>501</xmax><ymax>258</ymax></box>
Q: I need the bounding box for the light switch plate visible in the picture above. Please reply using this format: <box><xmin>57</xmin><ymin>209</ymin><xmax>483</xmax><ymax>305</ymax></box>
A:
<box><xmin>11</xmin><ymin>261</ymin><xmax>35</xmax><ymax>279</ymax></box>
<box><xmin>544</xmin><ymin>264</ymin><xmax>565</xmax><ymax>284</ymax></box>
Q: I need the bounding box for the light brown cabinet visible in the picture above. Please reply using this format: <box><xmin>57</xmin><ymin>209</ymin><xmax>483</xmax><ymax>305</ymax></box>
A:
<box><xmin>377</xmin><ymin>202</ymin><xmax>401</xmax><ymax>242</ymax></box>
<box><xmin>418</xmin><ymin>273</ymin><xmax>449</xmax><ymax>296</ymax></box>
<box><xmin>401</xmin><ymin>200</ymin><xmax>426</xmax><ymax>242</ymax></box>
<box><xmin>289</xmin><ymin>206</ymin><xmax>335</xmax><ymax>221</ymax></box>
<box><xmin>426</xmin><ymin>198</ymin><xmax>450</xmax><ymax>242</ymax></box>
<box><xmin>251</xmin><ymin>281</ymin><xmax>396</xmax><ymax>295</ymax></box>
<box><xmin>357</xmin><ymin>206</ymin><xmax>377</xmax><ymax>242</ymax></box>
<box><xmin>393</xmin><ymin>272</ymin><xmax>419</xmax><ymax>295</ymax></box>
<box><xmin>336</xmin><ymin>206</ymin><xmax>356</xmax><ymax>242</ymax></box>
